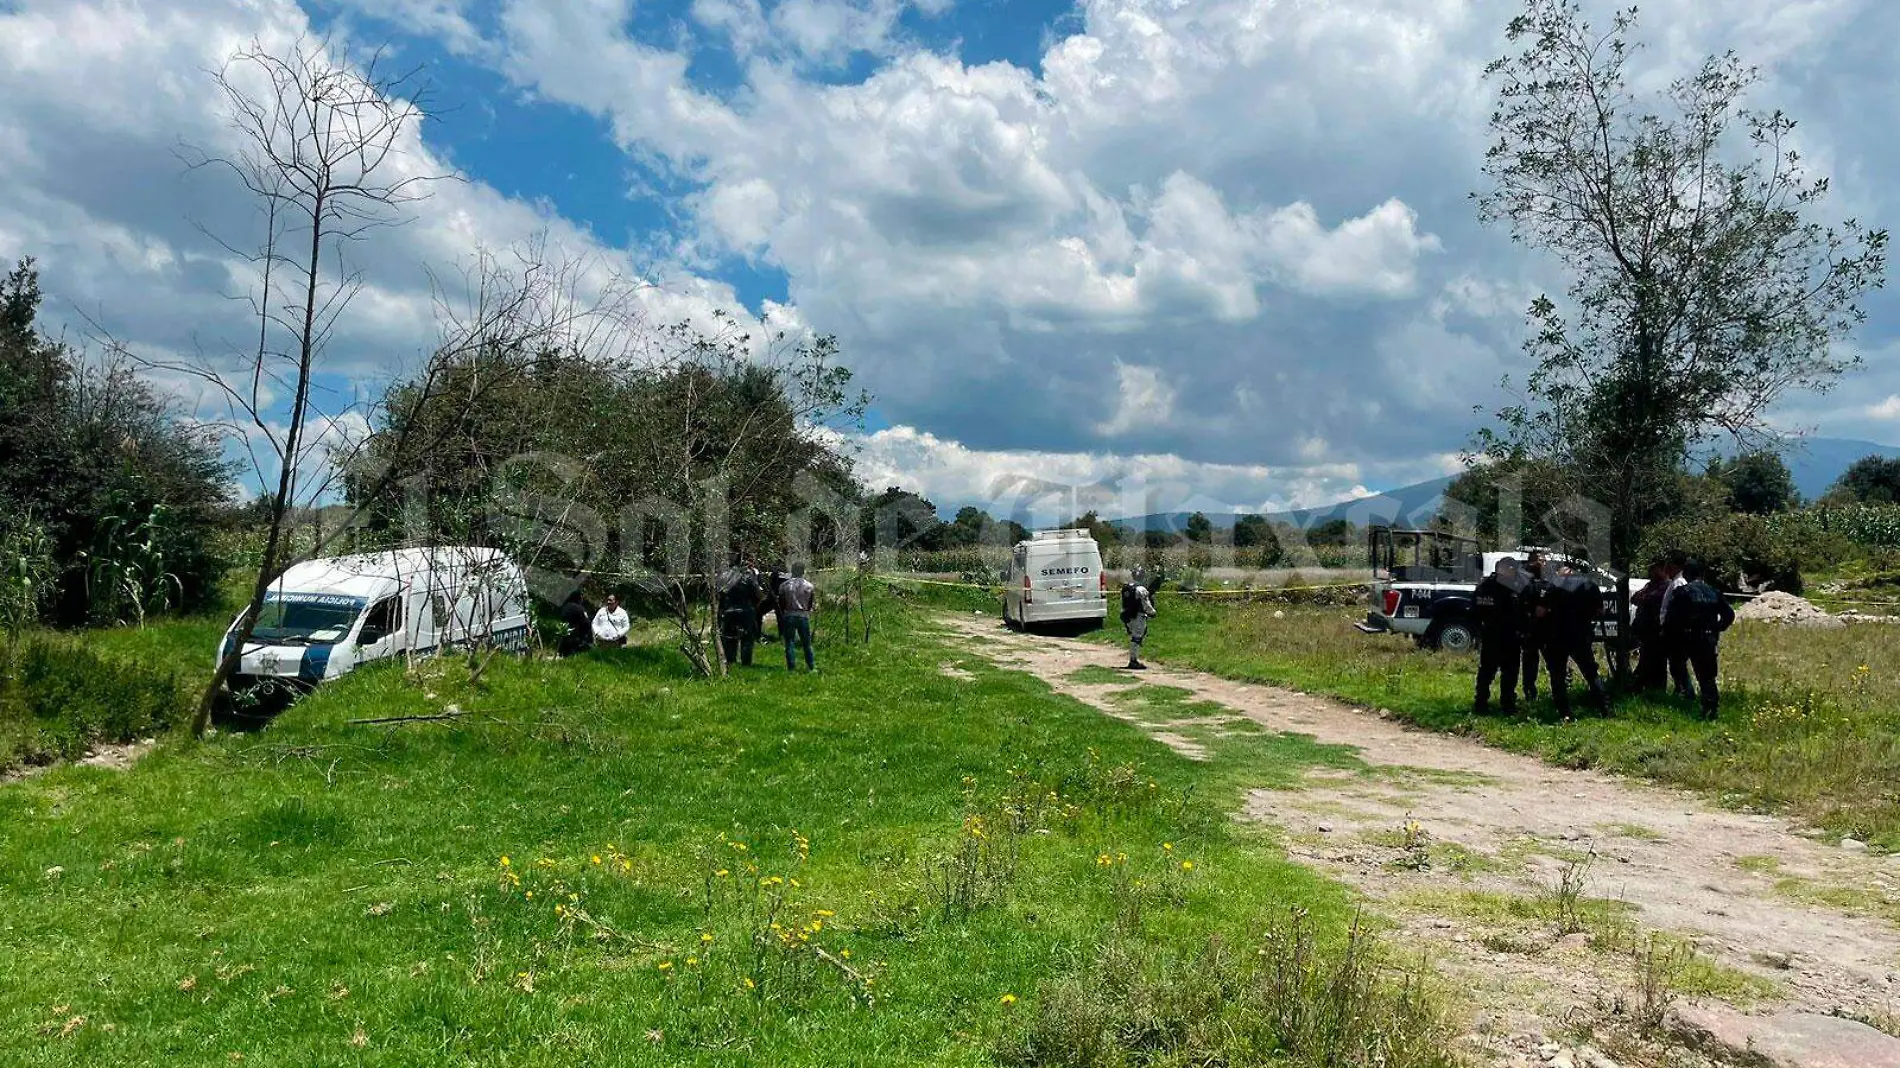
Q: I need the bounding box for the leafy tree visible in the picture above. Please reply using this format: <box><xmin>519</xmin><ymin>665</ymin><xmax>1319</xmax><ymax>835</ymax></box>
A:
<box><xmin>1709</xmin><ymin>451</ymin><xmax>1799</xmax><ymax>514</ymax></box>
<box><xmin>943</xmin><ymin>505</ymin><xmax>1023</xmax><ymax>548</ymax></box>
<box><xmin>1472</xmin><ymin>0</ymin><xmax>1886</xmax><ymax>579</ymax></box>
<box><xmin>357</xmin><ymin>320</ymin><xmax>865</xmax><ymax>675</ymax></box>
<box><xmin>0</xmin><ymin>258</ymin><xmax>231</xmax><ymax>627</ymax></box>
<box><xmin>862</xmin><ymin>487</ymin><xmax>944</xmax><ymax>553</ymax></box>
<box><xmin>1305</xmin><ymin>518</ymin><xmax>1355</xmax><ymax>548</ymax></box>
<box><xmin>1232</xmin><ymin>514</ymin><xmax>1282</xmax><ymax>565</ymax></box>
<box><xmin>1061</xmin><ymin>511</ymin><xmax>1121</xmax><ymax>548</ymax></box>
<box><xmin>1830</xmin><ymin>455</ymin><xmax>1900</xmax><ymax>505</ymax></box>
<box><xmin>1184</xmin><ymin>512</ymin><xmax>1214</xmax><ymax>544</ymax></box>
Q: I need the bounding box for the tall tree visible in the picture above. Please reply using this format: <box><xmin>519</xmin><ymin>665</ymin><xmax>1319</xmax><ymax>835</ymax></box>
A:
<box><xmin>1709</xmin><ymin>451</ymin><xmax>1798</xmax><ymax>514</ymax></box>
<box><xmin>1472</xmin><ymin>0</ymin><xmax>1886</xmax><ymax>667</ymax></box>
<box><xmin>161</xmin><ymin>39</ymin><xmax>445</xmax><ymax>735</ymax></box>
<box><xmin>1473</xmin><ymin>0</ymin><xmax>1885</xmax><ymax>567</ymax></box>
<box><xmin>1830</xmin><ymin>455</ymin><xmax>1900</xmax><ymax>505</ymax></box>
<box><xmin>0</xmin><ymin>258</ymin><xmax>232</xmax><ymax>626</ymax></box>
<box><xmin>1184</xmin><ymin>511</ymin><xmax>1214</xmax><ymax>544</ymax></box>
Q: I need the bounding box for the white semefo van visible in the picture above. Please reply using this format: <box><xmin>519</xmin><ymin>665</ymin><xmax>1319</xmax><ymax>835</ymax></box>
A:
<box><xmin>219</xmin><ymin>547</ymin><xmax>531</xmax><ymax>689</ymax></box>
<box><xmin>1003</xmin><ymin>529</ymin><xmax>1107</xmax><ymax>631</ymax></box>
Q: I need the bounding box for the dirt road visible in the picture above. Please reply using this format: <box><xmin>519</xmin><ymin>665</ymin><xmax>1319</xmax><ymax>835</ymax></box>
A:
<box><xmin>934</xmin><ymin>614</ymin><xmax>1900</xmax><ymax>1067</ymax></box>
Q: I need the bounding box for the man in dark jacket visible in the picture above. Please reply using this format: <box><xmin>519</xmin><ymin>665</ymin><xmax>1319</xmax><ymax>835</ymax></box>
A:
<box><xmin>1518</xmin><ymin>550</ymin><xmax>1548</xmax><ymax>702</ymax></box>
<box><xmin>1542</xmin><ymin>565</ymin><xmax>1610</xmax><ymax>717</ymax></box>
<box><xmin>1663</xmin><ymin>558</ymin><xmax>1736</xmax><ymax>720</ymax></box>
<box><xmin>1630</xmin><ymin>559</ymin><xmax>1670</xmax><ymax>691</ymax></box>
<box><xmin>716</xmin><ymin>561</ymin><xmax>763</xmax><ymax>667</ymax></box>
<box><xmin>1472</xmin><ymin>557</ymin><xmax>1525</xmax><ymax>716</ymax></box>
<box><xmin>558</xmin><ymin>589</ymin><xmax>594</xmax><ymax>657</ymax></box>
<box><xmin>760</xmin><ymin>566</ymin><xmax>788</xmax><ymax>640</ymax></box>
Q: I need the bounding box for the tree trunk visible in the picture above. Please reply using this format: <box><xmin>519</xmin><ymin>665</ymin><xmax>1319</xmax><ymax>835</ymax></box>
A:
<box><xmin>190</xmin><ymin>185</ymin><xmax>329</xmax><ymax>738</ymax></box>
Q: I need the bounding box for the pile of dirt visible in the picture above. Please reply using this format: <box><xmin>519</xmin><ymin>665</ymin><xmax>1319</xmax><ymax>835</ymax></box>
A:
<box><xmin>1735</xmin><ymin>590</ymin><xmax>1845</xmax><ymax>628</ymax></box>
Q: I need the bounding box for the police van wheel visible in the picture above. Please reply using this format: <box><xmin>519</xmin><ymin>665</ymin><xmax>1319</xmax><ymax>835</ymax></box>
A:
<box><xmin>1430</xmin><ymin>620</ymin><xmax>1477</xmax><ymax>654</ymax></box>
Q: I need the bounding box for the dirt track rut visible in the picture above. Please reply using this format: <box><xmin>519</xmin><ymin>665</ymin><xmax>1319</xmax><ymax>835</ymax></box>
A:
<box><xmin>933</xmin><ymin>614</ymin><xmax>1900</xmax><ymax>1060</ymax></box>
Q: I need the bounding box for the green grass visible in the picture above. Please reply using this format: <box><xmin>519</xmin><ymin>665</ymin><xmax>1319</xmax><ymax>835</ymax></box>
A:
<box><xmin>0</xmin><ymin>590</ymin><xmax>1444</xmax><ymax>1067</ymax></box>
<box><xmin>1072</xmin><ymin>596</ymin><xmax>1900</xmax><ymax>849</ymax></box>
<box><xmin>0</xmin><ymin>616</ymin><xmax>222</xmax><ymax>773</ymax></box>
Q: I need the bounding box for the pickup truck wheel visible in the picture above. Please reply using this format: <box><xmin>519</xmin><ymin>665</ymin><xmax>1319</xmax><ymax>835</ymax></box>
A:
<box><xmin>1429</xmin><ymin>619</ymin><xmax>1477</xmax><ymax>654</ymax></box>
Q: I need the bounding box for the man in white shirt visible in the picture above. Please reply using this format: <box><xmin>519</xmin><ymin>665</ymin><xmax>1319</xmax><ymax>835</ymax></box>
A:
<box><xmin>592</xmin><ymin>593</ymin><xmax>630</xmax><ymax>647</ymax></box>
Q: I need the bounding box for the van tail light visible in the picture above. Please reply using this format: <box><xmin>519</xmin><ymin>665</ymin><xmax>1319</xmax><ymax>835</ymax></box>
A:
<box><xmin>1023</xmin><ymin>574</ymin><xmax>1033</xmax><ymax>604</ymax></box>
<box><xmin>1383</xmin><ymin>589</ymin><xmax>1401</xmax><ymax>617</ymax></box>
<box><xmin>1099</xmin><ymin>571</ymin><xmax>1107</xmax><ymax>595</ymax></box>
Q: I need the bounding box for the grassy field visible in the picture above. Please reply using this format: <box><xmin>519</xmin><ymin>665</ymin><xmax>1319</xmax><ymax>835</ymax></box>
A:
<box><xmin>0</xmin><ymin>592</ymin><xmax>1456</xmax><ymax>1067</ymax></box>
<box><xmin>0</xmin><ymin>617</ymin><xmax>223</xmax><ymax>774</ymax></box>
<box><xmin>1061</xmin><ymin>593</ymin><xmax>1900</xmax><ymax>850</ymax></box>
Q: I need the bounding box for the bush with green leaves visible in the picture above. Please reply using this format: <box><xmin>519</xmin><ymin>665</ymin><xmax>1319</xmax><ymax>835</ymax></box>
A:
<box><xmin>1638</xmin><ymin>512</ymin><xmax>1805</xmax><ymax>593</ymax></box>
<box><xmin>0</xmin><ymin>635</ymin><xmax>190</xmax><ymax>769</ymax></box>
<box><xmin>0</xmin><ymin>257</ymin><xmax>232</xmax><ymax>626</ymax></box>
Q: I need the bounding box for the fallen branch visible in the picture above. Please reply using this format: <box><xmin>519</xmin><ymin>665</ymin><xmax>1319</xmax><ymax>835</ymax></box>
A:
<box><xmin>347</xmin><ymin>708</ymin><xmax>468</xmax><ymax>726</ymax></box>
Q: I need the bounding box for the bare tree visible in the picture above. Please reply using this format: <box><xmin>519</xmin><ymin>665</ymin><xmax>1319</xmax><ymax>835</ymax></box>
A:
<box><xmin>157</xmin><ymin>38</ymin><xmax>445</xmax><ymax>735</ymax></box>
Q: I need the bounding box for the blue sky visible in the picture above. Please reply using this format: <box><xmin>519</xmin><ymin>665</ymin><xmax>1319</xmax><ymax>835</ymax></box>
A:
<box><xmin>3</xmin><ymin>0</ymin><xmax>1898</xmax><ymax>519</ymax></box>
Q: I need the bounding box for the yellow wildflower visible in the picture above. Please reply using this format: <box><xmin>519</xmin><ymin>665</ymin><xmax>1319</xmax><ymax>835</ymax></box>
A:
<box><xmin>500</xmin><ymin>855</ymin><xmax>511</xmax><ymax>867</ymax></box>
<box><xmin>657</xmin><ymin>961</ymin><xmax>673</xmax><ymax>971</ymax></box>
<box><xmin>1000</xmin><ymin>993</ymin><xmax>1017</xmax><ymax>1006</ymax></box>
<box><xmin>1180</xmin><ymin>860</ymin><xmax>1194</xmax><ymax>871</ymax></box>
<box><xmin>591</xmin><ymin>855</ymin><xmax>602</xmax><ymax>865</ymax></box>
<box><xmin>701</xmin><ymin>933</ymin><xmax>715</xmax><ymax>943</ymax></box>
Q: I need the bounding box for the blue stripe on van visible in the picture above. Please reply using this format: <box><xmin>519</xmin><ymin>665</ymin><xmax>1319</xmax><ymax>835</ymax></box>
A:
<box><xmin>299</xmin><ymin>644</ymin><xmax>333</xmax><ymax>682</ymax></box>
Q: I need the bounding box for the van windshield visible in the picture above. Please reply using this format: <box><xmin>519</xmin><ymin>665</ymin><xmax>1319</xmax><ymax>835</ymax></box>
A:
<box><xmin>251</xmin><ymin>594</ymin><xmax>368</xmax><ymax>646</ymax></box>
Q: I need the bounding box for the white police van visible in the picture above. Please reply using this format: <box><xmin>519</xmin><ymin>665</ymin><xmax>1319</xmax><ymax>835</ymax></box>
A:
<box><xmin>219</xmin><ymin>547</ymin><xmax>531</xmax><ymax>689</ymax></box>
<box><xmin>1003</xmin><ymin>529</ymin><xmax>1107</xmax><ymax>631</ymax></box>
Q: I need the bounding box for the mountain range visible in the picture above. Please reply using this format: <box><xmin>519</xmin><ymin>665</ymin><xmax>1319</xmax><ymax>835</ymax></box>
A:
<box><xmin>1111</xmin><ymin>436</ymin><xmax>1900</xmax><ymax>535</ymax></box>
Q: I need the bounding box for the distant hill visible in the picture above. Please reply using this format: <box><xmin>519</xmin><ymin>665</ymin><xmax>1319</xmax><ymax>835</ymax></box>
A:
<box><xmin>1771</xmin><ymin>437</ymin><xmax>1900</xmax><ymax>501</ymax></box>
<box><xmin>1108</xmin><ymin>435</ymin><xmax>1900</xmax><ymax>535</ymax></box>
<box><xmin>1111</xmin><ymin>475</ymin><xmax>1454</xmax><ymax>535</ymax></box>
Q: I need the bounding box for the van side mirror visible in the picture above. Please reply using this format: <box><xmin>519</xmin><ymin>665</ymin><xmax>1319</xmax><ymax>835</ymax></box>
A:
<box><xmin>998</xmin><ymin>568</ymin><xmax>1010</xmax><ymax>583</ymax></box>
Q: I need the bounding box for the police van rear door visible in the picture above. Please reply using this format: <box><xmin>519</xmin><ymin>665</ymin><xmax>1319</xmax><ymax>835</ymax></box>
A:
<box><xmin>1032</xmin><ymin>538</ymin><xmax>1098</xmax><ymax>602</ymax></box>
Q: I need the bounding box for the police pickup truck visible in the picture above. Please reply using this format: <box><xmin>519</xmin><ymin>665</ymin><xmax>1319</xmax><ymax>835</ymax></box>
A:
<box><xmin>1354</xmin><ymin>526</ymin><xmax>1622</xmax><ymax>652</ymax></box>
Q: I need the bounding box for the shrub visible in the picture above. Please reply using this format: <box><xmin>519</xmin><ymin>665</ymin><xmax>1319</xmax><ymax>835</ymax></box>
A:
<box><xmin>0</xmin><ymin>635</ymin><xmax>190</xmax><ymax>768</ymax></box>
<box><xmin>1639</xmin><ymin>513</ymin><xmax>1804</xmax><ymax>593</ymax></box>
<box><xmin>997</xmin><ymin>909</ymin><xmax>1455</xmax><ymax>1068</ymax></box>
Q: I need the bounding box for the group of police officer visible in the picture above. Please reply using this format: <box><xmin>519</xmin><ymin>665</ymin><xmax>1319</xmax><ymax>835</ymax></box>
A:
<box><xmin>1471</xmin><ymin>550</ymin><xmax>1736</xmax><ymax>720</ymax></box>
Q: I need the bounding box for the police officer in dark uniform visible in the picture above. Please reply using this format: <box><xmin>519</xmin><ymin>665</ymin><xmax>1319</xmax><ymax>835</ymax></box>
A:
<box><xmin>717</xmin><ymin>561</ymin><xmax>763</xmax><ymax>667</ymax></box>
<box><xmin>1630</xmin><ymin>559</ymin><xmax>1671</xmax><ymax>691</ymax></box>
<box><xmin>1518</xmin><ymin>550</ymin><xmax>1549</xmax><ymax>703</ymax></box>
<box><xmin>1543</xmin><ymin>565</ymin><xmax>1610</xmax><ymax>717</ymax></box>
<box><xmin>1663</xmin><ymin>558</ymin><xmax>1736</xmax><ymax>720</ymax></box>
<box><xmin>1472</xmin><ymin>557</ymin><xmax>1526</xmax><ymax>716</ymax></box>
<box><xmin>558</xmin><ymin>589</ymin><xmax>594</xmax><ymax>657</ymax></box>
